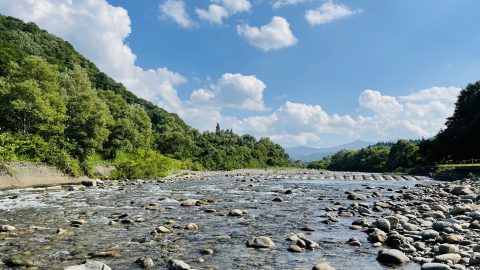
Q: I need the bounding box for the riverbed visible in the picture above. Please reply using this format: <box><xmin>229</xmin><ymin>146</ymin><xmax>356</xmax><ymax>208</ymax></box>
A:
<box><xmin>0</xmin><ymin>171</ymin><xmax>433</xmax><ymax>269</ymax></box>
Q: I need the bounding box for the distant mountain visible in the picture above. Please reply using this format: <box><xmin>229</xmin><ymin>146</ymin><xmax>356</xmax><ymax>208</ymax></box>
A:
<box><xmin>286</xmin><ymin>140</ymin><xmax>374</xmax><ymax>162</ymax></box>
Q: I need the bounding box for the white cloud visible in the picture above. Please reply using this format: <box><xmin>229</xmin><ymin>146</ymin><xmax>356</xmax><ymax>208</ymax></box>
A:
<box><xmin>195</xmin><ymin>4</ymin><xmax>228</xmax><ymax>24</ymax></box>
<box><xmin>159</xmin><ymin>0</ymin><xmax>193</xmax><ymax>28</ymax></box>
<box><xmin>273</xmin><ymin>0</ymin><xmax>310</xmax><ymax>9</ymax></box>
<box><xmin>237</xmin><ymin>16</ymin><xmax>298</xmax><ymax>51</ymax></box>
<box><xmin>399</xmin><ymin>86</ymin><xmax>460</xmax><ymax>102</ymax></box>
<box><xmin>196</xmin><ymin>0</ymin><xmax>251</xmax><ymax>24</ymax></box>
<box><xmin>306</xmin><ymin>1</ymin><xmax>361</xmax><ymax>26</ymax></box>
<box><xmin>0</xmin><ymin>0</ymin><xmax>185</xmax><ymax>112</ymax></box>
<box><xmin>189</xmin><ymin>73</ymin><xmax>267</xmax><ymax>110</ymax></box>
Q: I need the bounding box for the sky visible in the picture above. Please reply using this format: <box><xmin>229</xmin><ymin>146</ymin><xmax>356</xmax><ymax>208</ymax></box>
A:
<box><xmin>1</xmin><ymin>0</ymin><xmax>480</xmax><ymax>147</ymax></box>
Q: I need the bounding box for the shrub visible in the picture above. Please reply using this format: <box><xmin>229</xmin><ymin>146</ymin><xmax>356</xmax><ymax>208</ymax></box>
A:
<box><xmin>111</xmin><ymin>150</ymin><xmax>181</xmax><ymax>179</ymax></box>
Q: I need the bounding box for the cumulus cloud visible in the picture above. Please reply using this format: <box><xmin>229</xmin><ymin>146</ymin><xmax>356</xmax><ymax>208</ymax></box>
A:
<box><xmin>237</xmin><ymin>16</ymin><xmax>298</xmax><ymax>51</ymax></box>
<box><xmin>159</xmin><ymin>0</ymin><xmax>193</xmax><ymax>28</ymax></box>
<box><xmin>273</xmin><ymin>0</ymin><xmax>310</xmax><ymax>9</ymax></box>
<box><xmin>218</xmin><ymin>86</ymin><xmax>461</xmax><ymax>147</ymax></box>
<box><xmin>189</xmin><ymin>73</ymin><xmax>267</xmax><ymax>110</ymax></box>
<box><xmin>306</xmin><ymin>1</ymin><xmax>361</xmax><ymax>26</ymax></box>
<box><xmin>196</xmin><ymin>0</ymin><xmax>251</xmax><ymax>24</ymax></box>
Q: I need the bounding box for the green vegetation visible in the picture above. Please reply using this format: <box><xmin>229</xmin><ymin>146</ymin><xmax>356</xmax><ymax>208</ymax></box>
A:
<box><xmin>308</xmin><ymin>140</ymin><xmax>425</xmax><ymax>174</ymax></box>
<box><xmin>0</xmin><ymin>14</ymin><xmax>290</xmax><ymax>178</ymax></box>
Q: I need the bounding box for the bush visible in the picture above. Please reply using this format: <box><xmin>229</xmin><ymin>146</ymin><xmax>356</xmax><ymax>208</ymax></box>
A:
<box><xmin>81</xmin><ymin>154</ymin><xmax>105</xmax><ymax>178</ymax></box>
<box><xmin>44</xmin><ymin>149</ymin><xmax>81</xmax><ymax>177</ymax></box>
<box><xmin>111</xmin><ymin>150</ymin><xmax>181</xmax><ymax>179</ymax></box>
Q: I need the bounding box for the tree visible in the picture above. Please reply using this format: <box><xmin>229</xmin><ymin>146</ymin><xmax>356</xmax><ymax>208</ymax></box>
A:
<box><xmin>0</xmin><ymin>56</ymin><xmax>66</xmax><ymax>137</ymax></box>
<box><xmin>62</xmin><ymin>66</ymin><xmax>112</xmax><ymax>156</ymax></box>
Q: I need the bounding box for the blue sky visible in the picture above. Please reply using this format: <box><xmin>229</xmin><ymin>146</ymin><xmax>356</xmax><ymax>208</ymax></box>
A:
<box><xmin>1</xmin><ymin>0</ymin><xmax>479</xmax><ymax>147</ymax></box>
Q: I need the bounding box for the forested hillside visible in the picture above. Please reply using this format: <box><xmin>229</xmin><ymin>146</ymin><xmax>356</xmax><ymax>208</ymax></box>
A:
<box><xmin>0</xmin><ymin>14</ymin><xmax>290</xmax><ymax>177</ymax></box>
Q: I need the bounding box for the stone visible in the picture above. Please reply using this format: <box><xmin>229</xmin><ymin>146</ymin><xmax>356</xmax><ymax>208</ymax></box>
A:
<box><xmin>368</xmin><ymin>228</ymin><xmax>388</xmax><ymax>243</ymax></box>
<box><xmin>347</xmin><ymin>192</ymin><xmax>367</xmax><ymax>200</ymax></box>
<box><xmin>4</xmin><ymin>256</ymin><xmax>34</xmax><ymax>267</ymax></box>
<box><xmin>376</xmin><ymin>249</ymin><xmax>410</xmax><ymax>266</ymax></box>
<box><xmin>421</xmin><ymin>263</ymin><xmax>450</xmax><ymax>270</ymax></box>
<box><xmin>64</xmin><ymin>261</ymin><xmax>112</xmax><ymax>270</ymax></box>
<box><xmin>444</xmin><ymin>234</ymin><xmax>462</xmax><ymax>244</ymax></box>
<box><xmin>470</xmin><ymin>253</ymin><xmax>480</xmax><ymax>265</ymax></box>
<box><xmin>181</xmin><ymin>200</ymin><xmax>195</xmax><ymax>207</ymax></box>
<box><xmin>434</xmin><ymin>253</ymin><xmax>461</xmax><ymax>264</ymax></box>
<box><xmin>0</xmin><ymin>225</ymin><xmax>16</xmax><ymax>232</ymax></box>
<box><xmin>81</xmin><ymin>180</ymin><xmax>97</xmax><ymax>187</ymax></box>
<box><xmin>374</xmin><ymin>218</ymin><xmax>391</xmax><ymax>232</ymax></box>
<box><xmin>168</xmin><ymin>259</ymin><xmax>191</xmax><ymax>270</ymax></box>
<box><xmin>438</xmin><ymin>244</ymin><xmax>459</xmax><ymax>254</ymax></box>
<box><xmin>288</xmin><ymin>245</ymin><xmax>303</xmax><ymax>253</ymax></box>
<box><xmin>71</xmin><ymin>219</ymin><xmax>87</xmax><ymax>227</ymax></box>
<box><xmin>185</xmin><ymin>223</ymin><xmax>199</xmax><ymax>230</ymax></box>
<box><xmin>272</xmin><ymin>197</ymin><xmax>283</xmax><ymax>202</ymax></box>
<box><xmin>92</xmin><ymin>251</ymin><xmax>121</xmax><ymax>258</ymax></box>
<box><xmin>228</xmin><ymin>209</ymin><xmax>245</xmax><ymax>216</ymax></box>
<box><xmin>155</xmin><ymin>226</ymin><xmax>171</xmax><ymax>233</ymax></box>
<box><xmin>201</xmin><ymin>248</ymin><xmax>214</xmax><ymax>255</ymax></box>
<box><xmin>246</xmin><ymin>236</ymin><xmax>275</xmax><ymax>249</ymax></box>
<box><xmin>312</xmin><ymin>262</ymin><xmax>335</xmax><ymax>270</ymax></box>
<box><xmin>421</xmin><ymin>230</ymin><xmax>440</xmax><ymax>240</ymax></box>
<box><xmin>451</xmin><ymin>186</ymin><xmax>474</xmax><ymax>195</ymax></box>
<box><xmin>137</xmin><ymin>257</ymin><xmax>155</xmax><ymax>269</ymax></box>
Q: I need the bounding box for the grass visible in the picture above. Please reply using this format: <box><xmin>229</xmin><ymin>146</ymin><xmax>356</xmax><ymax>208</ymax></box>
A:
<box><xmin>437</xmin><ymin>163</ymin><xmax>480</xmax><ymax>168</ymax></box>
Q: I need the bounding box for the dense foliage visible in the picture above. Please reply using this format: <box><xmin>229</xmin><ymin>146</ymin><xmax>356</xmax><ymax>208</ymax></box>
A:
<box><xmin>0</xmin><ymin>15</ymin><xmax>290</xmax><ymax>177</ymax></box>
<box><xmin>422</xmin><ymin>81</ymin><xmax>480</xmax><ymax>162</ymax></box>
<box><xmin>308</xmin><ymin>140</ymin><xmax>426</xmax><ymax>173</ymax></box>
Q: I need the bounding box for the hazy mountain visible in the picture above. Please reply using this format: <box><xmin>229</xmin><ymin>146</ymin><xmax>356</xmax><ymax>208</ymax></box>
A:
<box><xmin>286</xmin><ymin>140</ymin><xmax>374</xmax><ymax>162</ymax></box>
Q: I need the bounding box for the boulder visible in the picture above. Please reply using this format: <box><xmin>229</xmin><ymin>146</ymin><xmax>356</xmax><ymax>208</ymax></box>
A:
<box><xmin>246</xmin><ymin>236</ymin><xmax>275</xmax><ymax>249</ymax></box>
<box><xmin>376</xmin><ymin>249</ymin><xmax>410</xmax><ymax>266</ymax></box>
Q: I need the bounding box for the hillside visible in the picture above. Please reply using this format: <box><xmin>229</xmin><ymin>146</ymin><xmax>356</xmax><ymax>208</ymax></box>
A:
<box><xmin>0</xmin><ymin>14</ymin><xmax>291</xmax><ymax>177</ymax></box>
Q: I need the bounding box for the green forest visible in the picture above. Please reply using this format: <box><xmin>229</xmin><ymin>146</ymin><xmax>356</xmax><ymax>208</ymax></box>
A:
<box><xmin>0</xmin><ymin>15</ymin><xmax>290</xmax><ymax>178</ymax></box>
<box><xmin>308</xmin><ymin>81</ymin><xmax>480</xmax><ymax>173</ymax></box>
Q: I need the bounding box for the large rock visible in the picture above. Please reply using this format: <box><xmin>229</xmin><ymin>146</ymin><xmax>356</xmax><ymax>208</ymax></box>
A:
<box><xmin>438</xmin><ymin>244</ymin><xmax>459</xmax><ymax>254</ymax></box>
<box><xmin>246</xmin><ymin>236</ymin><xmax>275</xmax><ymax>249</ymax></box>
<box><xmin>450</xmin><ymin>186</ymin><xmax>474</xmax><ymax>195</ymax></box>
<box><xmin>368</xmin><ymin>228</ymin><xmax>388</xmax><ymax>243</ymax></box>
<box><xmin>434</xmin><ymin>253</ymin><xmax>461</xmax><ymax>264</ymax></box>
<box><xmin>374</xmin><ymin>218</ymin><xmax>391</xmax><ymax>232</ymax></box>
<box><xmin>64</xmin><ymin>261</ymin><xmax>112</xmax><ymax>270</ymax></box>
<box><xmin>376</xmin><ymin>249</ymin><xmax>410</xmax><ymax>266</ymax></box>
<box><xmin>421</xmin><ymin>263</ymin><xmax>450</xmax><ymax>270</ymax></box>
<box><xmin>81</xmin><ymin>180</ymin><xmax>97</xmax><ymax>187</ymax></box>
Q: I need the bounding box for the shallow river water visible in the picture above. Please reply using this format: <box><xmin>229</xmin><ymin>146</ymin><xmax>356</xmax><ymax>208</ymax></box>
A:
<box><xmin>0</xmin><ymin>174</ymin><xmax>433</xmax><ymax>269</ymax></box>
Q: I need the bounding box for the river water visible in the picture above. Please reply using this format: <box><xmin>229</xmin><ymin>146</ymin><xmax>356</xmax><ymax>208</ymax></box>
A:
<box><xmin>0</xmin><ymin>174</ymin><xmax>431</xmax><ymax>269</ymax></box>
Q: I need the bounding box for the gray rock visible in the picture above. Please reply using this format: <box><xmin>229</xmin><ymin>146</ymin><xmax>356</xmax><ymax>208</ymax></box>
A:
<box><xmin>450</xmin><ymin>186</ymin><xmax>474</xmax><ymax>195</ymax></box>
<box><xmin>64</xmin><ymin>261</ymin><xmax>112</xmax><ymax>270</ymax></box>
<box><xmin>421</xmin><ymin>230</ymin><xmax>440</xmax><ymax>240</ymax></box>
<box><xmin>421</xmin><ymin>263</ymin><xmax>450</xmax><ymax>270</ymax></box>
<box><xmin>438</xmin><ymin>244</ymin><xmax>459</xmax><ymax>254</ymax></box>
<box><xmin>368</xmin><ymin>228</ymin><xmax>388</xmax><ymax>243</ymax></box>
<box><xmin>434</xmin><ymin>253</ymin><xmax>461</xmax><ymax>264</ymax></box>
<box><xmin>376</xmin><ymin>249</ymin><xmax>410</xmax><ymax>266</ymax></box>
<box><xmin>374</xmin><ymin>218</ymin><xmax>391</xmax><ymax>232</ymax></box>
<box><xmin>246</xmin><ymin>236</ymin><xmax>275</xmax><ymax>249</ymax></box>
<box><xmin>81</xmin><ymin>180</ymin><xmax>96</xmax><ymax>187</ymax></box>
<box><xmin>168</xmin><ymin>259</ymin><xmax>191</xmax><ymax>270</ymax></box>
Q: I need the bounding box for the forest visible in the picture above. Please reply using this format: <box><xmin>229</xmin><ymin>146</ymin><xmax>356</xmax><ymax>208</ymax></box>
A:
<box><xmin>0</xmin><ymin>15</ymin><xmax>290</xmax><ymax>178</ymax></box>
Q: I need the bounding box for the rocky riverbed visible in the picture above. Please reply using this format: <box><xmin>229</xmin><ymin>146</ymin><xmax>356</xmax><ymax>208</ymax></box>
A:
<box><xmin>0</xmin><ymin>170</ymin><xmax>478</xmax><ymax>270</ymax></box>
